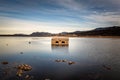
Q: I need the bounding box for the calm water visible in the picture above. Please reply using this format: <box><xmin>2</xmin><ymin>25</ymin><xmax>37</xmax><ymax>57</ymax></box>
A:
<box><xmin>0</xmin><ymin>37</ymin><xmax>120</xmax><ymax>80</ymax></box>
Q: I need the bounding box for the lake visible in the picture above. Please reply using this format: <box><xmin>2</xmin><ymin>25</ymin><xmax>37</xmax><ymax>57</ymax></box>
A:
<box><xmin>0</xmin><ymin>37</ymin><xmax>120</xmax><ymax>80</ymax></box>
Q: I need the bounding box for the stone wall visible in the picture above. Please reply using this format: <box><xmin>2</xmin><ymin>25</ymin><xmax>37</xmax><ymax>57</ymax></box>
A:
<box><xmin>51</xmin><ymin>37</ymin><xmax>69</xmax><ymax>46</ymax></box>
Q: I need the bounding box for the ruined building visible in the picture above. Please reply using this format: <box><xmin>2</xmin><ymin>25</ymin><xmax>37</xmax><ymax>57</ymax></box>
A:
<box><xmin>51</xmin><ymin>37</ymin><xmax>69</xmax><ymax>46</ymax></box>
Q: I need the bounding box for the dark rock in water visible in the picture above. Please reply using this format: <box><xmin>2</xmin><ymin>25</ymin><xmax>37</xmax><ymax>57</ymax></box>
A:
<box><xmin>25</xmin><ymin>75</ymin><xmax>33</xmax><ymax>80</ymax></box>
<box><xmin>55</xmin><ymin>59</ymin><xmax>76</xmax><ymax>65</ymax></box>
<box><xmin>1</xmin><ymin>61</ymin><xmax>8</xmax><ymax>65</ymax></box>
<box><xmin>55</xmin><ymin>59</ymin><xmax>67</xmax><ymax>62</ymax></box>
<box><xmin>68</xmin><ymin>61</ymin><xmax>75</xmax><ymax>65</ymax></box>
<box><xmin>25</xmin><ymin>75</ymin><xmax>30</xmax><ymax>79</ymax></box>
<box><xmin>103</xmin><ymin>65</ymin><xmax>111</xmax><ymax>70</ymax></box>
<box><xmin>87</xmin><ymin>73</ymin><xmax>101</xmax><ymax>80</ymax></box>
<box><xmin>25</xmin><ymin>75</ymin><xmax>34</xmax><ymax>80</ymax></box>
<box><xmin>16</xmin><ymin>69</ymin><xmax>23</xmax><ymax>77</ymax></box>
<box><xmin>62</xmin><ymin>59</ymin><xmax>67</xmax><ymax>62</ymax></box>
<box><xmin>17</xmin><ymin>64</ymin><xmax>32</xmax><ymax>71</ymax></box>
<box><xmin>20</xmin><ymin>52</ymin><xmax>23</xmax><ymax>54</ymax></box>
<box><xmin>16</xmin><ymin>64</ymin><xmax>32</xmax><ymax>77</ymax></box>
<box><xmin>55</xmin><ymin>59</ymin><xmax>62</xmax><ymax>62</ymax></box>
<box><xmin>28</xmin><ymin>41</ymin><xmax>31</xmax><ymax>44</ymax></box>
<box><xmin>45</xmin><ymin>78</ymin><xmax>51</xmax><ymax>80</ymax></box>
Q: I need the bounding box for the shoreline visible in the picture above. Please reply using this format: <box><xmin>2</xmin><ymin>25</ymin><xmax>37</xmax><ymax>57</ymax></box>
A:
<box><xmin>0</xmin><ymin>35</ymin><xmax>120</xmax><ymax>38</ymax></box>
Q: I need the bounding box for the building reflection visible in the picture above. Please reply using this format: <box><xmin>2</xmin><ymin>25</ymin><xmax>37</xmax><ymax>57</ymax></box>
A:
<box><xmin>51</xmin><ymin>45</ymin><xmax>69</xmax><ymax>54</ymax></box>
<box><xmin>51</xmin><ymin>37</ymin><xmax>69</xmax><ymax>54</ymax></box>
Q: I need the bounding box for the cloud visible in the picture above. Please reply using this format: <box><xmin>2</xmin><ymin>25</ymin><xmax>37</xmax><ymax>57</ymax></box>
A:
<box><xmin>52</xmin><ymin>0</ymin><xmax>85</xmax><ymax>11</ymax></box>
<box><xmin>0</xmin><ymin>16</ymin><xmax>93</xmax><ymax>34</ymax></box>
<box><xmin>0</xmin><ymin>0</ymin><xmax>120</xmax><ymax>34</ymax></box>
<box><xmin>84</xmin><ymin>12</ymin><xmax>120</xmax><ymax>26</ymax></box>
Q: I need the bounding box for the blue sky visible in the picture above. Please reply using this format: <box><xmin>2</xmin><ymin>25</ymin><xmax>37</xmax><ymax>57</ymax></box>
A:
<box><xmin>0</xmin><ymin>0</ymin><xmax>120</xmax><ymax>34</ymax></box>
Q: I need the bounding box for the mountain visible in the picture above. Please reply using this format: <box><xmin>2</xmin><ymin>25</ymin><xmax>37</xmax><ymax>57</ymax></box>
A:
<box><xmin>0</xmin><ymin>26</ymin><xmax>120</xmax><ymax>37</ymax></box>
<box><xmin>30</xmin><ymin>32</ymin><xmax>51</xmax><ymax>36</ymax></box>
<box><xmin>14</xmin><ymin>34</ymin><xmax>28</xmax><ymax>36</ymax></box>
<box><xmin>69</xmin><ymin>26</ymin><xmax>120</xmax><ymax>36</ymax></box>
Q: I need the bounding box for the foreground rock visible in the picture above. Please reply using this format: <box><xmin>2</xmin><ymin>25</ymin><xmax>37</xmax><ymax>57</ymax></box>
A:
<box><xmin>102</xmin><ymin>65</ymin><xmax>111</xmax><ymax>70</ymax></box>
<box><xmin>1</xmin><ymin>61</ymin><xmax>8</xmax><ymax>65</ymax></box>
<box><xmin>16</xmin><ymin>69</ymin><xmax>23</xmax><ymax>77</ymax></box>
<box><xmin>16</xmin><ymin>64</ymin><xmax>32</xmax><ymax>77</ymax></box>
<box><xmin>17</xmin><ymin>64</ymin><xmax>32</xmax><ymax>71</ymax></box>
<box><xmin>68</xmin><ymin>61</ymin><xmax>75</xmax><ymax>65</ymax></box>
<box><xmin>55</xmin><ymin>59</ymin><xmax>76</xmax><ymax>65</ymax></box>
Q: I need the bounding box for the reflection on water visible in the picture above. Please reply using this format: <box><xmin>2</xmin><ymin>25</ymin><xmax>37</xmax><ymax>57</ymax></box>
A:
<box><xmin>0</xmin><ymin>37</ymin><xmax>120</xmax><ymax>80</ymax></box>
<box><xmin>52</xmin><ymin>46</ymin><xmax>69</xmax><ymax>54</ymax></box>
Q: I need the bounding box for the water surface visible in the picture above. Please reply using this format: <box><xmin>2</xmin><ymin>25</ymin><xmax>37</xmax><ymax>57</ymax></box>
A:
<box><xmin>0</xmin><ymin>37</ymin><xmax>120</xmax><ymax>80</ymax></box>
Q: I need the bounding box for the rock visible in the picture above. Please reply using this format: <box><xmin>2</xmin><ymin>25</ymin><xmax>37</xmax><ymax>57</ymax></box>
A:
<box><xmin>29</xmin><ymin>42</ymin><xmax>31</xmax><ymax>44</ymax></box>
<box><xmin>68</xmin><ymin>61</ymin><xmax>75</xmax><ymax>65</ymax></box>
<box><xmin>16</xmin><ymin>69</ymin><xmax>23</xmax><ymax>77</ymax></box>
<box><xmin>18</xmin><ymin>73</ymin><xmax>22</xmax><ymax>77</ymax></box>
<box><xmin>45</xmin><ymin>78</ymin><xmax>51</xmax><ymax>80</ymax></box>
<box><xmin>62</xmin><ymin>59</ymin><xmax>67</xmax><ymax>62</ymax></box>
<box><xmin>25</xmin><ymin>75</ymin><xmax>34</xmax><ymax>80</ymax></box>
<box><xmin>17</xmin><ymin>64</ymin><xmax>32</xmax><ymax>71</ymax></box>
<box><xmin>1</xmin><ymin>61</ymin><xmax>8</xmax><ymax>65</ymax></box>
<box><xmin>20</xmin><ymin>52</ymin><xmax>23</xmax><ymax>54</ymax></box>
<box><xmin>103</xmin><ymin>65</ymin><xmax>111</xmax><ymax>70</ymax></box>
<box><xmin>55</xmin><ymin>59</ymin><xmax>61</xmax><ymax>62</ymax></box>
<box><xmin>16</xmin><ymin>64</ymin><xmax>32</xmax><ymax>78</ymax></box>
<box><xmin>25</xmin><ymin>75</ymin><xmax>30</xmax><ymax>79</ymax></box>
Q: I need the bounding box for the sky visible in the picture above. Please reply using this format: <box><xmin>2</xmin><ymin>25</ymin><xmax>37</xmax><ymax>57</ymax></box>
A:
<box><xmin>0</xmin><ymin>0</ymin><xmax>120</xmax><ymax>34</ymax></box>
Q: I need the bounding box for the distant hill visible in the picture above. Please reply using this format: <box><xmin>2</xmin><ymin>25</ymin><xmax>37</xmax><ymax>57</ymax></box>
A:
<box><xmin>30</xmin><ymin>32</ymin><xmax>51</xmax><ymax>36</ymax></box>
<box><xmin>14</xmin><ymin>34</ymin><xmax>28</xmax><ymax>36</ymax></box>
<box><xmin>69</xmin><ymin>26</ymin><xmax>120</xmax><ymax>36</ymax></box>
<box><xmin>0</xmin><ymin>26</ymin><xmax>120</xmax><ymax>37</ymax></box>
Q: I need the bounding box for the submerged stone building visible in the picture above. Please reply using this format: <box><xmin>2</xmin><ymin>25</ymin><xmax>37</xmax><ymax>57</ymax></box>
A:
<box><xmin>51</xmin><ymin>37</ymin><xmax>69</xmax><ymax>46</ymax></box>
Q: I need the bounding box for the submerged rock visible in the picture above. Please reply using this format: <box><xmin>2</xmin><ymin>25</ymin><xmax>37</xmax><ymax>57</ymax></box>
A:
<box><xmin>55</xmin><ymin>59</ymin><xmax>67</xmax><ymax>62</ymax></box>
<box><xmin>55</xmin><ymin>59</ymin><xmax>62</xmax><ymax>62</ymax></box>
<box><xmin>62</xmin><ymin>59</ymin><xmax>67</xmax><ymax>62</ymax></box>
<box><xmin>25</xmin><ymin>75</ymin><xmax>34</xmax><ymax>80</ymax></box>
<box><xmin>55</xmin><ymin>59</ymin><xmax>76</xmax><ymax>65</ymax></box>
<box><xmin>102</xmin><ymin>65</ymin><xmax>111</xmax><ymax>70</ymax></box>
<box><xmin>28</xmin><ymin>41</ymin><xmax>31</xmax><ymax>44</ymax></box>
<box><xmin>25</xmin><ymin>75</ymin><xmax>30</xmax><ymax>79</ymax></box>
<box><xmin>1</xmin><ymin>61</ymin><xmax>8</xmax><ymax>65</ymax></box>
<box><xmin>45</xmin><ymin>78</ymin><xmax>51</xmax><ymax>80</ymax></box>
<box><xmin>68</xmin><ymin>61</ymin><xmax>75</xmax><ymax>65</ymax></box>
<box><xmin>20</xmin><ymin>52</ymin><xmax>23</xmax><ymax>54</ymax></box>
<box><xmin>16</xmin><ymin>69</ymin><xmax>23</xmax><ymax>77</ymax></box>
<box><xmin>16</xmin><ymin>64</ymin><xmax>32</xmax><ymax>77</ymax></box>
<box><xmin>17</xmin><ymin>64</ymin><xmax>32</xmax><ymax>71</ymax></box>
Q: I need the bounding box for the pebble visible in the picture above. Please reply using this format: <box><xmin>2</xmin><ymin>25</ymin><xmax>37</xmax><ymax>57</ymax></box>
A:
<box><xmin>103</xmin><ymin>65</ymin><xmax>111</xmax><ymax>70</ymax></box>
<box><xmin>17</xmin><ymin>64</ymin><xmax>32</xmax><ymax>71</ymax></box>
<box><xmin>55</xmin><ymin>59</ymin><xmax>76</xmax><ymax>65</ymax></box>
<box><xmin>16</xmin><ymin>64</ymin><xmax>32</xmax><ymax>77</ymax></box>
<box><xmin>25</xmin><ymin>75</ymin><xmax>30</xmax><ymax>79</ymax></box>
<box><xmin>16</xmin><ymin>69</ymin><xmax>23</xmax><ymax>77</ymax></box>
<box><xmin>1</xmin><ymin>61</ymin><xmax>8</xmax><ymax>65</ymax></box>
<box><xmin>20</xmin><ymin>52</ymin><xmax>23</xmax><ymax>54</ymax></box>
<box><xmin>29</xmin><ymin>42</ymin><xmax>31</xmax><ymax>44</ymax></box>
<box><xmin>45</xmin><ymin>78</ymin><xmax>51</xmax><ymax>80</ymax></box>
<box><xmin>68</xmin><ymin>61</ymin><xmax>75</xmax><ymax>65</ymax></box>
<box><xmin>55</xmin><ymin>59</ymin><xmax>61</xmax><ymax>62</ymax></box>
<box><xmin>62</xmin><ymin>59</ymin><xmax>67</xmax><ymax>62</ymax></box>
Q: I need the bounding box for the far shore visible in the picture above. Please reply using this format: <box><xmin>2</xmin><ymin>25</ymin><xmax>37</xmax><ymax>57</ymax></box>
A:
<box><xmin>0</xmin><ymin>35</ymin><xmax>120</xmax><ymax>38</ymax></box>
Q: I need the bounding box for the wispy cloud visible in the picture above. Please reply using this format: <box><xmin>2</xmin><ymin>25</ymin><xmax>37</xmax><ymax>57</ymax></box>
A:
<box><xmin>0</xmin><ymin>16</ymin><xmax>92</xmax><ymax>34</ymax></box>
<box><xmin>84</xmin><ymin>12</ymin><xmax>120</xmax><ymax>26</ymax></box>
<box><xmin>0</xmin><ymin>0</ymin><xmax>120</xmax><ymax>34</ymax></box>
